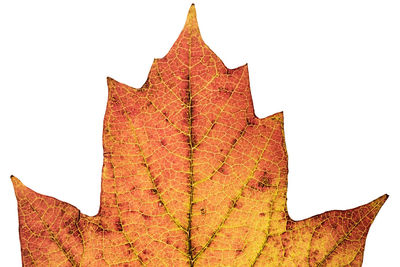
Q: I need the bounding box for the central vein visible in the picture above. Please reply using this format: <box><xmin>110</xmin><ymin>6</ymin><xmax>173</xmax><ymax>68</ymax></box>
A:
<box><xmin>187</xmin><ymin>32</ymin><xmax>195</xmax><ymax>266</ymax></box>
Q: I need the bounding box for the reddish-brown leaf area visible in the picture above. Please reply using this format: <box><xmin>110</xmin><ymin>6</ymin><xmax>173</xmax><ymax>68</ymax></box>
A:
<box><xmin>12</xmin><ymin>5</ymin><xmax>387</xmax><ymax>266</ymax></box>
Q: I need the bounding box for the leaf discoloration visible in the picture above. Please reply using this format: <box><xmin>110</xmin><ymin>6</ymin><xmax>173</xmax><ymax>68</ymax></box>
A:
<box><xmin>12</xmin><ymin>5</ymin><xmax>387</xmax><ymax>267</ymax></box>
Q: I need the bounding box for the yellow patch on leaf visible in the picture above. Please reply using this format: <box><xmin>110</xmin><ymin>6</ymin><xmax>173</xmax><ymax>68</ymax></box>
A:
<box><xmin>12</xmin><ymin>5</ymin><xmax>387</xmax><ymax>266</ymax></box>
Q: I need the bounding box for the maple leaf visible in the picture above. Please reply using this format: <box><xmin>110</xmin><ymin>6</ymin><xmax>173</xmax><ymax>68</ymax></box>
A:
<box><xmin>12</xmin><ymin>5</ymin><xmax>387</xmax><ymax>266</ymax></box>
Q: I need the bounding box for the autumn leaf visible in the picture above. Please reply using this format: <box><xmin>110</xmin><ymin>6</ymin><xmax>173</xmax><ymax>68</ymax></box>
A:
<box><xmin>12</xmin><ymin>5</ymin><xmax>387</xmax><ymax>266</ymax></box>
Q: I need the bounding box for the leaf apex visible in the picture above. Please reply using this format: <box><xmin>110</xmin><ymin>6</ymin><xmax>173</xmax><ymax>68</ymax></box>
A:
<box><xmin>10</xmin><ymin>175</ymin><xmax>22</xmax><ymax>187</ymax></box>
<box><xmin>106</xmin><ymin>76</ymin><xmax>115</xmax><ymax>83</ymax></box>
<box><xmin>10</xmin><ymin>175</ymin><xmax>27</xmax><ymax>199</ymax></box>
<box><xmin>375</xmin><ymin>193</ymin><xmax>389</xmax><ymax>206</ymax></box>
<box><xmin>184</xmin><ymin>4</ymin><xmax>199</xmax><ymax>31</ymax></box>
<box><xmin>106</xmin><ymin>76</ymin><xmax>118</xmax><ymax>91</ymax></box>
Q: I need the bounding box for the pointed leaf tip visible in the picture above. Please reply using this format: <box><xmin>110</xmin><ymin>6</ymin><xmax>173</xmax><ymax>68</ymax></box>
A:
<box><xmin>10</xmin><ymin>175</ymin><xmax>26</xmax><ymax>199</ymax></box>
<box><xmin>106</xmin><ymin>76</ymin><xmax>114</xmax><ymax>84</ymax></box>
<box><xmin>184</xmin><ymin>4</ymin><xmax>199</xmax><ymax>30</ymax></box>
<box><xmin>10</xmin><ymin>175</ymin><xmax>21</xmax><ymax>187</ymax></box>
<box><xmin>106</xmin><ymin>76</ymin><xmax>118</xmax><ymax>90</ymax></box>
<box><xmin>376</xmin><ymin>194</ymin><xmax>389</xmax><ymax>206</ymax></box>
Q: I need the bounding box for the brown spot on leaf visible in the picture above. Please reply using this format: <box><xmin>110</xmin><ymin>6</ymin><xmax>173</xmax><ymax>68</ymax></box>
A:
<box><xmin>200</xmin><ymin>208</ymin><xmax>206</xmax><ymax>215</ymax></box>
<box><xmin>150</xmin><ymin>189</ymin><xmax>157</xmax><ymax>195</ymax></box>
<box><xmin>142</xmin><ymin>78</ymin><xmax>150</xmax><ymax>88</ymax></box>
<box><xmin>22</xmin><ymin>248</ymin><xmax>29</xmax><ymax>256</ymax></box>
<box><xmin>235</xmin><ymin>249</ymin><xmax>243</xmax><ymax>256</ymax></box>
<box><xmin>232</xmin><ymin>200</ymin><xmax>243</xmax><ymax>209</ymax></box>
<box><xmin>95</xmin><ymin>251</ymin><xmax>103</xmax><ymax>259</ymax></box>
<box><xmin>63</xmin><ymin>217</ymin><xmax>73</xmax><ymax>228</ymax></box>
<box><xmin>256</xmin><ymin>171</ymin><xmax>272</xmax><ymax>192</ymax></box>
<box><xmin>218</xmin><ymin>87</ymin><xmax>232</xmax><ymax>96</ymax></box>
<box><xmin>226</xmin><ymin>68</ymin><xmax>234</xmax><ymax>74</ymax></box>
<box><xmin>218</xmin><ymin>166</ymin><xmax>226</xmax><ymax>174</ymax></box>
<box><xmin>142</xmin><ymin>214</ymin><xmax>151</xmax><ymax>220</ymax></box>
<box><xmin>115</xmin><ymin>219</ymin><xmax>123</xmax><ymax>231</ymax></box>
<box><xmin>246</xmin><ymin>118</ymin><xmax>256</xmax><ymax>126</ymax></box>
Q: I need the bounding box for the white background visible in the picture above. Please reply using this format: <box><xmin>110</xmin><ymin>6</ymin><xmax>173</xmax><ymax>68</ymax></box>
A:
<box><xmin>1</xmin><ymin>1</ymin><xmax>399</xmax><ymax>266</ymax></box>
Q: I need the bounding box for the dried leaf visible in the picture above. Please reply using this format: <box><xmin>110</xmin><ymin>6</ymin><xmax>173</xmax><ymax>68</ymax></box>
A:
<box><xmin>12</xmin><ymin>5</ymin><xmax>387</xmax><ymax>266</ymax></box>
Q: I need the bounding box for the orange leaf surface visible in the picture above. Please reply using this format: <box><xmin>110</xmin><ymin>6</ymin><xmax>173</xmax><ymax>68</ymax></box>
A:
<box><xmin>12</xmin><ymin>5</ymin><xmax>387</xmax><ymax>266</ymax></box>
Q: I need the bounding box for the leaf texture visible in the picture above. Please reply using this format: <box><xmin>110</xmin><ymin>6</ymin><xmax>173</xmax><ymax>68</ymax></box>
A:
<box><xmin>12</xmin><ymin>5</ymin><xmax>387</xmax><ymax>266</ymax></box>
